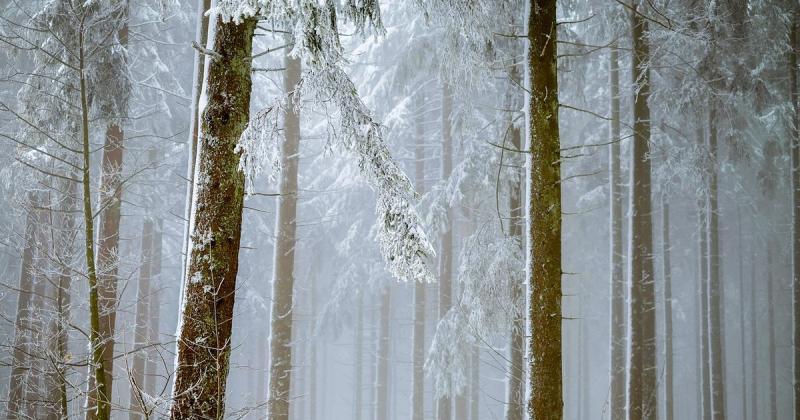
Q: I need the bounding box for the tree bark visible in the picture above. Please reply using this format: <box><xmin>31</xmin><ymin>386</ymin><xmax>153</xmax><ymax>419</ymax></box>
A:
<box><xmin>355</xmin><ymin>295</ymin><xmax>364</xmax><ymax>420</ymax></box>
<box><xmin>470</xmin><ymin>346</ymin><xmax>479</xmax><ymax>420</ymax></box>
<box><xmin>750</xmin><ymin>249</ymin><xmax>757</xmax><ymax>420</ymax></box>
<box><xmin>627</xmin><ymin>2</ymin><xmax>657</xmax><ymax>419</ymax></box>
<box><xmin>129</xmin><ymin>219</ymin><xmax>153</xmax><ymax>420</ymax></box>
<box><xmin>697</xmin><ymin>123</ymin><xmax>712</xmax><ymax>420</ymax></box>
<box><xmin>437</xmin><ymin>82</ymin><xmax>453</xmax><ymax>420</ymax></box>
<box><xmin>411</xmin><ymin>95</ymin><xmax>426</xmax><ymax>420</ymax></box>
<box><xmin>144</xmin><ymin>219</ymin><xmax>162</xmax><ymax>399</ymax></box>
<box><xmin>376</xmin><ymin>286</ymin><xmax>391</xmax><ymax>420</ymax></box>
<box><xmin>661</xmin><ymin>195</ymin><xmax>673</xmax><ymax>420</ymax></box>
<box><xmin>608</xmin><ymin>42</ymin><xmax>626</xmax><ymax>420</ymax></box>
<box><xmin>790</xmin><ymin>10</ymin><xmax>800</xmax><ymax>419</ymax></box>
<box><xmin>6</xmin><ymin>196</ymin><xmax>38</xmax><ymax>420</ymax></box>
<box><xmin>767</xmin><ymin>242</ymin><xmax>777</xmax><ymax>420</ymax></box>
<box><xmin>266</xmin><ymin>50</ymin><xmax>301</xmax><ymax>420</ymax></box>
<box><xmin>527</xmin><ymin>0</ymin><xmax>562</xmax><ymax>418</ymax></box>
<box><xmin>170</xmin><ymin>16</ymin><xmax>256</xmax><ymax>419</ymax></box>
<box><xmin>707</xmin><ymin>105</ymin><xmax>725</xmax><ymax>420</ymax></box>
<box><xmin>737</xmin><ymin>205</ymin><xmax>747</xmax><ymax>420</ymax></box>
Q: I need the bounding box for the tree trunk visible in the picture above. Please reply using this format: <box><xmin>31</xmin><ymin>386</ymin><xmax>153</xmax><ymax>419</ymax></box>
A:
<box><xmin>411</xmin><ymin>96</ymin><xmax>426</xmax><ymax>420</ymax></box>
<box><xmin>266</xmin><ymin>50</ymin><xmax>301</xmax><ymax>420</ymax></box>
<box><xmin>181</xmin><ymin>0</ymin><xmax>212</xmax><ymax>282</ymax></box>
<box><xmin>661</xmin><ymin>195</ymin><xmax>673</xmax><ymax>420</ymax></box>
<box><xmin>6</xmin><ymin>196</ymin><xmax>38</xmax><ymax>420</ymax></box>
<box><xmin>309</xmin><ymin>268</ymin><xmax>318</xmax><ymax>420</ymax></box>
<box><xmin>608</xmin><ymin>42</ymin><xmax>626</xmax><ymax>420</ymax></box>
<box><xmin>89</xmin><ymin>6</ymin><xmax>129</xmax><ymax>415</ymax></box>
<box><xmin>790</xmin><ymin>10</ymin><xmax>800</xmax><ymax>419</ymax></box>
<box><xmin>437</xmin><ymin>82</ymin><xmax>453</xmax><ymax>420</ymax></box>
<box><xmin>170</xmin><ymin>16</ymin><xmax>256</xmax><ymax>419</ymax></box>
<box><xmin>376</xmin><ymin>286</ymin><xmax>391</xmax><ymax>420</ymax></box>
<box><xmin>144</xmin><ymin>219</ymin><xmax>162</xmax><ymax>399</ymax></box>
<box><xmin>737</xmin><ymin>205</ymin><xmax>747</xmax><ymax>420</ymax></box>
<box><xmin>750</xmin><ymin>249</ymin><xmax>757</xmax><ymax>420</ymax></box>
<box><xmin>470</xmin><ymin>346</ymin><xmax>479</xmax><ymax>420</ymax></box>
<box><xmin>700</xmin><ymin>198</ymin><xmax>711</xmax><ymax>420</ymax></box>
<box><xmin>627</xmin><ymin>2</ymin><xmax>657</xmax><ymax>419</ymax></box>
<box><xmin>527</xmin><ymin>0</ymin><xmax>562</xmax><ymax>418</ymax></box>
<box><xmin>767</xmin><ymin>242</ymin><xmax>777</xmax><ymax>420</ymax></box>
<box><xmin>355</xmin><ymin>295</ymin><xmax>364</xmax><ymax>420</ymax></box>
<box><xmin>129</xmin><ymin>219</ymin><xmax>153</xmax><ymax>420</ymax></box>
<box><xmin>707</xmin><ymin>105</ymin><xmax>725</xmax><ymax>420</ymax></box>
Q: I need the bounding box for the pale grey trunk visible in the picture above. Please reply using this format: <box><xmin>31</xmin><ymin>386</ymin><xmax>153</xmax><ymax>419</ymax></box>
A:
<box><xmin>266</xmin><ymin>51</ymin><xmax>302</xmax><ymax>420</ymax></box>
<box><xmin>144</xmin><ymin>219</ymin><xmax>162</xmax><ymax>399</ymax></box>
<box><xmin>437</xmin><ymin>82</ymin><xmax>453</xmax><ymax>420</ymax></box>
<box><xmin>700</xmin><ymin>198</ymin><xmax>711</xmax><ymax>420</ymax></box>
<box><xmin>661</xmin><ymin>195</ymin><xmax>673</xmax><ymax>420</ymax></box>
<box><xmin>767</xmin><ymin>241</ymin><xmax>777</xmax><ymax>420</ymax></box>
<box><xmin>411</xmin><ymin>95</ymin><xmax>426</xmax><ymax>420</ymax></box>
<box><xmin>608</xmin><ymin>43</ymin><xmax>626</xmax><ymax>420</ymax></box>
<box><xmin>355</xmin><ymin>295</ymin><xmax>364</xmax><ymax>420</ymax></box>
<box><xmin>129</xmin><ymin>219</ymin><xmax>153</xmax><ymax>420</ymax></box>
<box><xmin>469</xmin><ymin>346</ymin><xmax>479</xmax><ymax>420</ymax></box>
<box><xmin>707</xmin><ymin>106</ymin><xmax>725</xmax><ymax>420</ymax></box>
<box><xmin>375</xmin><ymin>286</ymin><xmax>391</xmax><ymax>420</ymax></box>
<box><xmin>737</xmin><ymin>205</ymin><xmax>747</xmax><ymax>420</ymax></box>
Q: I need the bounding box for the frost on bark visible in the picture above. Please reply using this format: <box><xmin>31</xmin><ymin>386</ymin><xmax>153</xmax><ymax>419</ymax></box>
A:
<box><xmin>627</xmin><ymin>2</ymin><xmax>657</xmax><ymax>419</ymax></box>
<box><xmin>526</xmin><ymin>0</ymin><xmax>563</xmax><ymax>418</ymax></box>
<box><xmin>129</xmin><ymin>218</ymin><xmax>153</xmax><ymax>420</ymax></box>
<box><xmin>170</xmin><ymin>15</ymin><xmax>256</xmax><ymax>419</ymax></box>
<box><xmin>608</xmin><ymin>43</ymin><xmax>626</xmax><ymax>420</ymax></box>
<box><xmin>7</xmin><ymin>195</ymin><xmax>39</xmax><ymax>420</ymax></box>
<box><xmin>267</xmin><ymin>51</ymin><xmax>301</xmax><ymax>420</ymax></box>
<box><xmin>436</xmin><ymin>82</ymin><xmax>454</xmax><ymax>420</ymax></box>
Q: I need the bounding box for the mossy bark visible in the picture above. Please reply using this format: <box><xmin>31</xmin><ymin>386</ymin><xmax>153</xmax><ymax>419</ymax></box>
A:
<box><xmin>527</xmin><ymin>1</ymin><xmax>562</xmax><ymax>419</ymax></box>
<box><xmin>170</xmin><ymin>16</ymin><xmax>256</xmax><ymax>419</ymax></box>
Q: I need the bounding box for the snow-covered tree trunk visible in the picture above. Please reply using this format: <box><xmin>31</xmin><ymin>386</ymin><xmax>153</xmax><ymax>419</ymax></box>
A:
<box><xmin>506</xmin><ymin>82</ymin><xmax>524</xmax><ymax>420</ymax></box>
<box><xmin>266</xmin><ymin>50</ymin><xmax>301</xmax><ymax>420</ymax></box>
<box><xmin>660</xmin><ymin>195</ymin><xmax>673</xmax><ymax>420</ymax></box>
<box><xmin>707</xmin><ymin>105</ymin><xmax>725</xmax><ymax>420</ymax></box>
<box><xmin>626</xmin><ymin>2</ymin><xmax>657</xmax><ymax>418</ymax></box>
<box><xmin>89</xmin><ymin>6</ymin><xmax>129</xmax><ymax>415</ymax></box>
<box><xmin>436</xmin><ymin>82</ymin><xmax>454</xmax><ymax>420</ymax></box>
<box><xmin>129</xmin><ymin>218</ymin><xmax>153</xmax><ymax>420</ymax></box>
<box><xmin>526</xmin><ymin>0</ymin><xmax>562</xmax><ymax>418</ymax></box>
<box><xmin>608</xmin><ymin>42</ymin><xmax>626</xmax><ymax>420</ymax></box>
<box><xmin>7</xmin><ymin>195</ymin><xmax>38</xmax><ymax>419</ymax></box>
<box><xmin>144</xmin><ymin>218</ymin><xmax>162</xmax><ymax>399</ymax></box>
<box><xmin>375</xmin><ymin>286</ymin><xmax>391</xmax><ymax>420</ymax></box>
<box><xmin>181</xmin><ymin>0</ymin><xmax>211</xmax><ymax>278</ymax></box>
<box><xmin>170</xmin><ymin>15</ymin><xmax>256</xmax><ymax>419</ymax></box>
<box><xmin>411</xmin><ymin>97</ymin><xmax>426</xmax><ymax>420</ymax></box>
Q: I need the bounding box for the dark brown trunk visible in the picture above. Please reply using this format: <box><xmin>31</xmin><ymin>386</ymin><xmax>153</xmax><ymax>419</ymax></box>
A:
<box><xmin>170</xmin><ymin>16</ymin><xmax>256</xmax><ymax>419</ymax></box>
<box><xmin>527</xmin><ymin>0</ymin><xmax>563</xmax><ymax>418</ymax></box>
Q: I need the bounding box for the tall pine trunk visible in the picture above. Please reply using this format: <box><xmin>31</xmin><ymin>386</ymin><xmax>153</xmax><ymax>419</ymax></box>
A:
<box><xmin>376</xmin><ymin>286</ymin><xmax>391</xmax><ymax>420</ymax></box>
<box><xmin>697</xmin><ymin>123</ymin><xmax>712</xmax><ymax>420</ymax></box>
<box><xmin>6</xmin><ymin>196</ymin><xmax>38</xmax><ymax>420</ymax></box>
<box><xmin>608</xmin><ymin>42</ymin><xmax>626</xmax><ymax>420</ymax></box>
<box><xmin>129</xmin><ymin>219</ymin><xmax>153</xmax><ymax>420</ymax></box>
<box><xmin>144</xmin><ymin>219</ymin><xmax>162</xmax><ymax>399</ymax></box>
<box><xmin>527</xmin><ymin>0</ymin><xmax>562</xmax><ymax>418</ymax></box>
<box><xmin>437</xmin><ymin>82</ymin><xmax>454</xmax><ymax>420</ymax></box>
<box><xmin>790</xmin><ymin>10</ymin><xmax>800</xmax><ymax>419</ymax></box>
<box><xmin>470</xmin><ymin>346</ymin><xmax>479</xmax><ymax>420</ymax></box>
<box><xmin>266</xmin><ymin>50</ymin><xmax>301</xmax><ymax>420</ymax></box>
<box><xmin>767</xmin><ymin>242</ymin><xmax>777</xmax><ymax>420</ymax></box>
<box><xmin>627</xmin><ymin>2</ymin><xmax>657</xmax><ymax>418</ymax></box>
<box><xmin>170</xmin><ymin>16</ymin><xmax>256</xmax><ymax>419</ymax></box>
<box><xmin>355</xmin><ymin>295</ymin><xmax>364</xmax><ymax>420</ymax></box>
<box><xmin>661</xmin><ymin>195</ymin><xmax>673</xmax><ymax>420</ymax></box>
<box><xmin>707</xmin><ymin>106</ymin><xmax>725</xmax><ymax>420</ymax></box>
<box><xmin>411</xmin><ymin>96</ymin><xmax>426</xmax><ymax>420</ymax></box>
<box><xmin>737</xmin><ymin>206</ymin><xmax>747</xmax><ymax>420</ymax></box>
<box><xmin>89</xmin><ymin>6</ymin><xmax>129</xmax><ymax>416</ymax></box>
<box><xmin>750</xmin><ymin>250</ymin><xmax>757</xmax><ymax>420</ymax></box>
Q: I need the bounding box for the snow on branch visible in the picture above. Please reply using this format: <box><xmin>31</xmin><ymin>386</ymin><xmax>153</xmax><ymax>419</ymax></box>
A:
<box><xmin>228</xmin><ymin>0</ymin><xmax>435</xmax><ymax>283</ymax></box>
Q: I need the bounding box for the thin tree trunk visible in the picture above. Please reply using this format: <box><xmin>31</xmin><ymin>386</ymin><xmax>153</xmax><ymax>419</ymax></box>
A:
<box><xmin>170</xmin><ymin>16</ymin><xmax>256</xmax><ymax>419</ymax></box>
<box><xmin>707</xmin><ymin>105</ymin><xmax>725</xmax><ymax>420</ymax></box>
<box><xmin>355</xmin><ymin>295</ymin><xmax>364</xmax><ymax>420</ymax></box>
<box><xmin>627</xmin><ymin>1</ymin><xmax>657</xmax><ymax>417</ymax></box>
<box><xmin>181</xmin><ymin>0</ymin><xmax>212</xmax><ymax>279</ymax></box>
<box><xmin>608</xmin><ymin>42</ymin><xmax>626</xmax><ymax>420</ymax></box>
<box><xmin>129</xmin><ymin>219</ymin><xmax>153</xmax><ymax>420</ymax></box>
<box><xmin>309</xmin><ymin>268</ymin><xmax>317</xmax><ymax>420</ymax></box>
<box><xmin>411</xmin><ymin>97</ymin><xmax>426</xmax><ymax>420</ymax></box>
<box><xmin>7</xmin><ymin>196</ymin><xmax>38</xmax><ymax>420</ymax></box>
<box><xmin>266</xmin><ymin>50</ymin><xmax>301</xmax><ymax>420</ymax></box>
<box><xmin>506</xmin><ymin>94</ymin><xmax>524</xmax><ymax>420</ymax></box>
<box><xmin>750</xmin><ymin>249</ymin><xmax>757</xmax><ymax>420</ymax></box>
<box><xmin>437</xmin><ymin>82</ymin><xmax>453</xmax><ymax>420</ymax></box>
<box><xmin>737</xmin><ymin>205</ymin><xmax>747</xmax><ymax>420</ymax></box>
<box><xmin>661</xmin><ymin>195</ymin><xmax>673</xmax><ymax>420</ymax></box>
<box><xmin>527</xmin><ymin>0</ymin><xmax>562</xmax><ymax>418</ymax></box>
<box><xmin>469</xmin><ymin>345</ymin><xmax>479</xmax><ymax>420</ymax></box>
<box><xmin>144</xmin><ymin>218</ymin><xmax>162</xmax><ymax>399</ymax></box>
<box><xmin>376</xmin><ymin>286</ymin><xmax>391</xmax><ymax>420</ymax></box>
<box><xmin>700</xmin><ymin>198</ymin><xmax>711</xmax><ymax>420</ymax></box>
<box><xmin>89</xmin><ymin>6</ymin><xmax>129</xmax><ymax>415</ymax></box>
<box><xmin>767</xmin><ymin>242</ymin><xmax>777</xmax><ymax>420</ymax></box>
